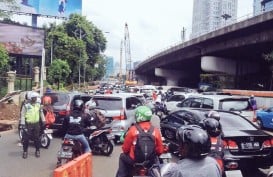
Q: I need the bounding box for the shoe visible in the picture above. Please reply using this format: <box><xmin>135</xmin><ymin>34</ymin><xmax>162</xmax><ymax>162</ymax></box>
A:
<box><xmin>35</xmin><ymin>150</ymin><xmax>40</xmax><ymax>158</ymax></box>
<box><xmin>22</xmin><ymin>152</ymin><xmax>28</xmax><ymax>159</ymax></box>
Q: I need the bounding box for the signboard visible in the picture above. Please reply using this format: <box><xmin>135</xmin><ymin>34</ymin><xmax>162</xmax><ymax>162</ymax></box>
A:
<box><xmin>0</xmin><ymin>0</ymin><xmax>82</xmax><ymax>17</ymax></box>
<box><xmin>0</xmin><ymin>23</ymin><xmax>45</xmax><ymax>56</ymax></box>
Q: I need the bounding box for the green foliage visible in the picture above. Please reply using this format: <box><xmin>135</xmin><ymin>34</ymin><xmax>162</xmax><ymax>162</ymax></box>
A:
<box><xmin>47</xmin><ymin>59</ymin><xmax>71</xmax><ymax>86</ymax></box>
<box><xmin>0</xmin><ymin>0</ymin><xmax>19</xmax><ymax>18</ymax></box>
<box><xmin>200</xmin><ymin>74</ymin><xmax>234</xmax><ymax>89</ymax></box>
<box><xmin>0</xmin><ymin>44</ymin><xmax>9</xmax><ymax>74</ymax></box>
<box><xmin>44</xmin><ymin>14</ymin><xmax>107</xmax><ymax>83</ymax></box>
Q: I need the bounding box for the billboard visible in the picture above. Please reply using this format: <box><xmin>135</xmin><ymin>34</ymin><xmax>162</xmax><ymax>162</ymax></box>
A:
<box><xmin>0</xmin><ymin>23</ymin><xmax>45</xmax><ymax>56</ymax></box>
<box><xmin>0</xmin><ymin>0</ymin><xmax>82</xmax><ymax>17</ymax></box>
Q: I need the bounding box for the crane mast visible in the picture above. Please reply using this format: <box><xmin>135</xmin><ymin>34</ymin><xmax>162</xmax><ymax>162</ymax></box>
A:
<box><xmin>119</xmin><ymin>40</ymin><xmax>123</xmax><ymax>82</ymax></box>
<box><xmin>124</xmin><ymin>23</ymin><xmax>132</xmax><ymax>82</ymax></box>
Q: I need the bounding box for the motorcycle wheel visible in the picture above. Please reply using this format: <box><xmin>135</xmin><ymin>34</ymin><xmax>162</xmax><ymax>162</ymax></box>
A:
<box><xmin>18</xmin><ymin>128</ymin><xmax>23</xmax><ymax>141</ymax></box>
<box><xmin>40</xmin><ymin>134</ymin><xmax>51</xmax><ymax>148</ymax></box>
<box><xmin>100</xmin><ymin>140</ymin><xmax>114</xmax><ymax>156</ymax></box>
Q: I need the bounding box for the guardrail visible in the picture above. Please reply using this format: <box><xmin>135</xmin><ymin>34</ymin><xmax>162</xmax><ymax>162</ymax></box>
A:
<box><xmin>53</xmin><ymin>153</ymin><xmax>92</xmax><ymax>177</ymax></box>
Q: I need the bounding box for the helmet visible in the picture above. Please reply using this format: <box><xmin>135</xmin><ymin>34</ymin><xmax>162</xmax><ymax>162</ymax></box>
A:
<box><xmin>135</xmin><ymin>106</ymin><xmax>152</xmax><ymax>123</ymax></box>
<box><xmin>207</xmin><ymin>110</ymin><xmax>220</xmax><ymax>121</ymax></box>
<box><xmin>176</xmin><ymin>125</ymin><xmax>211</xmax><ymax>158</ymax></box>
<box><xmin>203</xmin><ymin>118</ymin><xmax>221</xmax><ymax>137</ymax></box>
<box><xmin>86</xmin><ymin>100</ymin><xmax>96</xmax><ymax>109</ymax></box>
<box><xmin>42</xmin><ymin>96</ymin><xmax>52</xmax><ymax>105</ymax></box>
<box><xmin>74</xmin><ymin>99</ymin><xmax>84</xmax><ymax>111</ymax></box>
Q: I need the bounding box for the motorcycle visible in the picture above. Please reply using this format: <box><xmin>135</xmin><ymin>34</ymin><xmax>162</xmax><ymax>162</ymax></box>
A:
<box><xmin>18</xmin><ymin>124</ymin><xmax>53</xmax><ymax>148</ymax></box>
<box><xmin>56</xmin><ymin>138</ymin><xmax>83</xmax><ymax>167</ymax></box>
<box><xmin>84</xmin><ymin>125</ymin><xmax>114</xmax><ymax>156</ymax></box>
<box><xmin>132</xmin><ymin>152</ymin><xmax>172</xmax><ymax>177</ymax></box>
<box><xmin>154</xmin><ymin>102</ymin><xmax>168</xmax><ymax>120</ymax></box>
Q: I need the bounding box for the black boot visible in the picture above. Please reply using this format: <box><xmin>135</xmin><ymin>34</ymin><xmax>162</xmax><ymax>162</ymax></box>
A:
<box><xmin>22</xmin><ymin>151</ymin><xmax>28</xmax><ymax>159</ymax></box>
<box><xmin>35</xmin><ymin>150</ymin><xmax>40</xmax><ymax>158</ymax></box>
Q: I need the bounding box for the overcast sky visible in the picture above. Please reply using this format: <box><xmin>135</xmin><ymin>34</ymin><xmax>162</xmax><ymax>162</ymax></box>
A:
<box><xmin>10</xmin><ymin>0</ymin><xmax>253</xmax><ymax>69</ymax></box>
<box><xmin>82</xmin><ymin>0</ymin><xmax>253</xmax><ymax>67</ymax></box>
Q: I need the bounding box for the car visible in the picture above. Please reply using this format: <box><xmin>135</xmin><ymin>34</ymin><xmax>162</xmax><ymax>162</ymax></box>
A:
<box><xmin>164</xmin><ymin>93</ymin><xmax>198</xmax><ymax>112</ymax></box>
<box><xmin>43</xmin><ymin>91</ymin><xmax>92</xmax><ymax>132</ymax></box>
<box><xmin>176</xmin><ymin>94</ymin><xmax>255</xmax><ymax>122</ymax></box>
<box><xmin>160</xmin><ymin>108</ymin><xmax>273</xmax><ymax>170</ymax></box>
<box><xmin>256</xmin><ymin>107</ymin><xmax>273</xmax><ymax>129</ymax></box>
<box><xmin>90</xmin><ymin>93</ymin><xmax>143</xmax><ymax>143</ymax></box>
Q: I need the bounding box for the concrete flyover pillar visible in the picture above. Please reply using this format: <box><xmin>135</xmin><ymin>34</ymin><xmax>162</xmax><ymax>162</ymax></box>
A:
<box><xmin>33</xmin><ymin>66</ymin><xmax>40</xmax><ymax>88</ymax></box>
<box><xmin>155</xmin><ymin>68</ymin><xmax>187</xmax><ymax>86</ymax></box>
<box><xmin>6</xmin><ymin>71</ymin><xmax>16</xmax><ymax>93</ymax></box>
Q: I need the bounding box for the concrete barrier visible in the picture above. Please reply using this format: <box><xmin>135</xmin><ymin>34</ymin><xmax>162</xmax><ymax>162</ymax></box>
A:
<box><xmin>53</xmin><ymin>153</ymin><xmax>92</xmax><ymax>177</ymax></box>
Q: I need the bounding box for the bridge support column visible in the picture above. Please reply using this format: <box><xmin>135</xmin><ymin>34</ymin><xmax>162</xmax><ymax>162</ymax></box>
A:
<box><xmin>155</xmin><ymin>68</ymin><xmax>187</xmax><ymax>86</ymax></box>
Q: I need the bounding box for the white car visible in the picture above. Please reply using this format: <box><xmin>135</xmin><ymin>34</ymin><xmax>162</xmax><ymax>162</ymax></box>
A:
<box><xmin>90</xmin><ymin>94</ymin><xmax>143</xmax><ymax>143</ymax></box>
<box><xmin>176</xmin><ymin>94</ymin><xmax>255</xmax><ymax>122</ymax></box>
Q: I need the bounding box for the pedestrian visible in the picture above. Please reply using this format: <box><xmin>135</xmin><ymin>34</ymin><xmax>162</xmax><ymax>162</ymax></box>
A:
<box><xmin>20</xmin><ymin>92</ymin><xmax>46</xmax><ymax>159</ymax></box>
<box><xmin>250</xmin><ymin>95</ymin><xmax>257</xmax><ymax>110</ymax></box>
<box><xmin>163</xmin><ymin>125</ymin><xmax>221</xmax><ymax>177</ymax></box>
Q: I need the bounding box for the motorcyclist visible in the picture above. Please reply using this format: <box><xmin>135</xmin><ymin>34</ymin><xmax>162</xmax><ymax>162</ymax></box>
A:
<box><xmin>62</xmin><ymin>99</ymin><xmax>91</xmax><ymax>153</ymax></box>
<box><xmin>20</xmin><ymin>91</ymin><xmax>45</xmax><ymax>159</ymax></box>
<box><xmin>163</xmin><ymin>125</ymin><xmax>222</xmax><ymax>177</ymax></box>
<box><xmin>202</xmin><ymin>114</ymin><xmax>224</xmax><ymax>173</ymax></box>
<box><xmin>115</xmin><ymin>105</ymin><xmax>164</xmax><ymax>177</ymax></box>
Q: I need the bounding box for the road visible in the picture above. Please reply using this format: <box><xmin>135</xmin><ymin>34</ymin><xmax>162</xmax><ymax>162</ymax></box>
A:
<box><xmin>0</xmin><ymin>116</ymin><xmax>272</xmax><ymax>177</ymax></box>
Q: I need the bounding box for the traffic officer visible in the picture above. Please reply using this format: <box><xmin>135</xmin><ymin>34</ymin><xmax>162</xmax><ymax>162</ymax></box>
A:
<box><xmin>20</xmin><ymin>92</ymin><xmax>45</xmax><ymax>159</ymax></box>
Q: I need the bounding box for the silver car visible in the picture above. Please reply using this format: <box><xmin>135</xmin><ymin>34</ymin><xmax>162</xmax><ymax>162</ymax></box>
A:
<box><xmin>90</xmin><ymin>94</ymin><xmax>143</xmax><ymax>143</ymax></box>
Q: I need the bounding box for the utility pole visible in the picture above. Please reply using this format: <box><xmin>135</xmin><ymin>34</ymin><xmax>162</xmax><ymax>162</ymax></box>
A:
<box><xmin>181</xmin><ymin>27</ymin><xmax>186</xmax><ymax>42</ymax></box>
<box><xmin>73</xmin><ymin>27</ymin><xmax>86</xmax><ymax>89</ymax></box>
<box><xmin>124</xmin><ymin>23</ymin><xmax>132</xmax><ymax>82</ymax></box>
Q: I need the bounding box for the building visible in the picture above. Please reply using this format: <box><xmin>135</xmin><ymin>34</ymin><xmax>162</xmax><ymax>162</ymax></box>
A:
<box><xmin>191</xmin><ymin>0</ymin><xmax>238</xmax><ymax>39</ymax></box>
<box><xmin>261</xmin><ymin>0</ymin><xmax>273</xmax><ymax>12</ymax></box>
<box><xmin>254</xmin><ymin>0</ymin><xmax>263</xmax><ymax>15</ymax></box>
<box><xmin>105</xmin><ymin>56</ymin><xmax>114</xmax><ymax>78</ymax></box>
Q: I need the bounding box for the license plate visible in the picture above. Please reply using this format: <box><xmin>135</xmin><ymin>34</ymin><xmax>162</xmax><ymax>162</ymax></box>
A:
<box><xmin>241</xmin><ymin>142</ymin><xmax>260</xmax><ymax>149</ymax></box>
<box><xmin>44</xmin><ymin>129</ymin><xmax>53</xmax><ymax>134</ymax></box>
<box><xmin>59</xmin><ymin>151</ymin><xmax>73</xmax><ymax>158</ymax></box>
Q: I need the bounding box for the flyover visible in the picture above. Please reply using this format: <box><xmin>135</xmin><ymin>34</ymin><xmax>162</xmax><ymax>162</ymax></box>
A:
<box><xmin>135</xmin><ymin>11</ymin><xmax>273</xmax><ymax>89</ymax></box>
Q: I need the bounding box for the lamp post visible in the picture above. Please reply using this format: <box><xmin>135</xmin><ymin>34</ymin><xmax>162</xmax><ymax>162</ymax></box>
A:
<box><xmin>221</xmin><ymin>13</ymin><xmax>231</xmax><ymax>26</ymax></box>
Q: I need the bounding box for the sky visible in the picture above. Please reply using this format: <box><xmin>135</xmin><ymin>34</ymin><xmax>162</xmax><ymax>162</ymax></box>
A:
<box><xmin>9</xmin><ymin>0</ymin><xmax>253</xmax><ymax>70</ymax></box>
<box><xmin>82</xmin><ymin>0</ymin><xmax>253</xmax><ymax>67</ymax></box>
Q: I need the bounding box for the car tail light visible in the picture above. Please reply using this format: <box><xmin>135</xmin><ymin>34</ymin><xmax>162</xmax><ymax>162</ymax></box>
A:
<box><xmin>262</xmin><ymin>138</ymin><xmax>273</xmax><ymax>148</ymax></box>
<box><xmin>59</xmin><ymin>104</ymin><xmax>71</xmax><ymax>116</ymax></box>
<box><xmin>223</xmin><ymin>140</ymin><xmax>238</xmax><ymax>150</ymax></box>
<box><xmin>59</xmin><ymin>110</ymin><xmax>70</xmax><ymax>116</ymax></box>
<box><xmin>113</xmin><ymin>108</ymin><xmax>126</xmax><ymax>120</ymax></box>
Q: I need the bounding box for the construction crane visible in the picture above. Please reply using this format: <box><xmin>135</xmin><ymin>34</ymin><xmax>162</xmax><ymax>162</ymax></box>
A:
<box><xmin>119</xmin><ymin>40</ymin><xmax>123</xmax><ymax>82</ymax></box>
<box><xmin>124</xmin><ymin>23</ymin><xmax>132</xmax><ymax>81</ymax></box>
<box><xmin>124</xmin><ymin>23</ymin><xmax>137</xmax><ymax>86</ymax></box>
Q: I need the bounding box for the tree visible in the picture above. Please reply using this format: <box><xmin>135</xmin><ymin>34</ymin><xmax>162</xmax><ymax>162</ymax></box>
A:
<box><xmin>47</xmin><ymin>59</ymin><xmax>71</xmax><ymax>89</ymax></box>
<box><xmin>0</xmin><ymin>0</ymin><xmax>19</xmax><ymax>18</ymax></box>
<box><xmin>44</xmin><ymin>14</ymin><xmax>107</xmax><ymax>84</ymax></box>
<box><xmin>0</xmin><ymin>44</ymin><xmax>9</xmax><ymax>74</ymax></box>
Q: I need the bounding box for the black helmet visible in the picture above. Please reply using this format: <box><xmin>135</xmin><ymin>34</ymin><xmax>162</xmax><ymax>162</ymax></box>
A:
<box><xmin>207</xmin><ymin>110</ymin><xmax>220</xmax><ymax>121</ymax></box>
<box><xmin>176</xmin><ymin>125</ymin><xmax>211</xmax><ymax>159</ymax></box>
<box><xmin>203</xmin><ymin>118</ymin><xmax>221</xmax><ymax>137</ymax></box>
<box><xmin>74</xmin><ymin>99</ymin><xmax>84</xmax><ymax>111</ymax></box>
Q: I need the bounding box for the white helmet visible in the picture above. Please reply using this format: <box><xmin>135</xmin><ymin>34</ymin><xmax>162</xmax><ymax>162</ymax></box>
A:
<box><xmin>30</xmin><ymin>92</ymin><xmax>40</xmax><ymax>99</ymax></box>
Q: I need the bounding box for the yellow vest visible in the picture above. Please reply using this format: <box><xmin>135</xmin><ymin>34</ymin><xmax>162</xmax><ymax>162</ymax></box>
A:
<box><xmin>25</xmin><ymin>103</ymin><xmax>41</xmax><ymax>123</ymax></box>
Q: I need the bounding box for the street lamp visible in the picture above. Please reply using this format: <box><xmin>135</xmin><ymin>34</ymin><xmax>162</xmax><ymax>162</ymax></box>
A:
<box><xmin>221</xmin><ymin>13</ymin><xmax>231</xmax><ymax>26</ymax></box>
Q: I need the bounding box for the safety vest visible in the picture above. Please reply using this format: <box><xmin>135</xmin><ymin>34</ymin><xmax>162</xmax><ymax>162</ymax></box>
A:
<box><xmin>25</xmin><ymin>103</ymin><xmax>41</xmax><ymax>123</ymax></box>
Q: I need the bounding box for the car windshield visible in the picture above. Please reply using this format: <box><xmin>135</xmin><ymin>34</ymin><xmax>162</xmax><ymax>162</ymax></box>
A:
<box><xmin>219</xmin><ymin>112</ymin><xmax>256</xmax><ymax>131</ymax></box>
<box><xmin>45</xmin><ymin>93</ymin><xmax>69</xmax><ymax>106</ymax></box>
<box><xmin>93</xmin><ymin>97</ymin><xmax>123</xmax><ymax>110</ymax></box>
<box><xmin>219</xmin><ymin>99</ymin><xmax>250</xmax><ymax>111</ymax></box>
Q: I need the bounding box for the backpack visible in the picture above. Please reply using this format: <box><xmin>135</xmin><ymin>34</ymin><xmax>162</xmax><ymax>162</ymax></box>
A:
<box><xmin>45</xmin><ymin>110</ymin><xmax>55</xmax><ymax>125</ymax></box>
<box><xmin>134</xmin><ymin>124</ymin><xmax>156</xmax><ymax>164</ymax></box>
